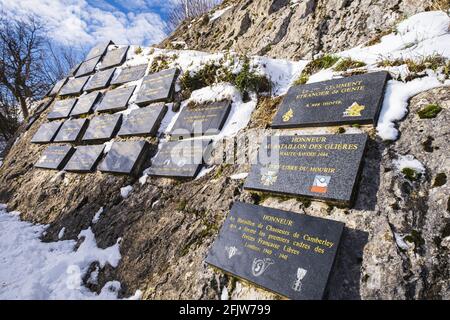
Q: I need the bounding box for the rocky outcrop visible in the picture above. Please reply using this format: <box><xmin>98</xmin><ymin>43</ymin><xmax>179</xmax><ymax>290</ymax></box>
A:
<box><xmin>161</xmin><ymin>0</ymin><xmax>436</xmax><ymax>59</ymax></box>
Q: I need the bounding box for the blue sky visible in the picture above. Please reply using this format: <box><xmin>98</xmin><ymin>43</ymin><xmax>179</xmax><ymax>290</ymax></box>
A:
<box><xmin>1</xmin><ymin>0</ymin><xmax>178</xmax><ymax>47</ymax></box>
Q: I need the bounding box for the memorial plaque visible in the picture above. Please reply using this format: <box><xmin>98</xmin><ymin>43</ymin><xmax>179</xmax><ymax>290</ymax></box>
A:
<box><xmin>118</xmin><ymin>104</ymin><xmax>167</xmax><ymax>137</ymax></box>
<box><xmin>147</xmin><ymin>139</ymin><xmax>212</xmax><ymax>178</ymax></box>
<box><xmin>68</xmin><ymin>62</ymin><xmax>81</xmax><ymax>77</ymax></box>
<box><xmin>75</xmin><ymin>55</ymin><xmax>102</xmax><ymax>78</ymax></box>
<box><xmin>59</xmin><ymin>76</ymin><xmax>90</xmax><ymax>96</ymax></box>
<box><xmin>135</xmin><ymin>68</ymin><xmax>179</xmax><ymax>106</ymax></box>
<box><xmin>95</xmin><ymin>86</ymin><xmax>135</xmax><ymax>113</ymax></box>
<box><xmin>53</xmin><ymin>118</ymin><xmax>88</xmax><ymax>143</ymax></box>
<box><xmin>48</xmin><ymin>78</ymin><xmax>68</xmax><ymax>97</ymax></box>
<box><xmin>170</xmin><ymin>100</ymin><xmax>231</xmax><ymax>138</ymax></box>
<box><xmin>111</xmin><ymin>64</ymin><xmax>147</xmax><ymax>86</ymax></box>
<box><xmin>64</xmin><ymin>145</ymin><xmax>105</xmax><ymax>172</ymax></box>
<box><xmin>98</xmin><ymin>141</ymin><xmax>149</xmax><ymax>175</ymax></box>
<box><xmin>70</xmin><ymin>91</ymin><xmax>101</xmax><ymax>117</ymax></box>
<box><xmin>99</xmin><ymin>46</ymin><xmax>129</xmax><ymax>70</ymax></box>
<box><xmin>206</xmin><ymin>201</ymin><xmax>344</xmax><ymax>300</ymax></box>
<box><xmin>85</xmin><ymin>40</ymin><xmax>114</xmax><ymax>60</ymax></box>
<box><xmin>272</xmin><ymin>71</ymin><xmax>389</xmax><ymax>128</ymax></box>
<box><xmin>47</xmin><ymin>98</ymin><xmax>77</xmax><ymax>120</ymax></box>
<box><xmin>82</xmin><ymin>113</ymin><xmax>122</xmax><ymax>142</ymax></box>
<box><xmin>84</xmin><ymin>68</ymin><xmax>115</xmax><ymax>92</ymax></box>
<box><xmin>244</xmin><ymin>134</ymin><xmax>368</xmax><ymax>206</ymax></box>
<box><xmin>31</xmin><ymin>121</ymin><xmax>63</xmax><ymax>143</ymax></box>
<box><xmin>35</xmin><ymin>145</ymin><xmax>75</xmax><ymax>170</ymax></box>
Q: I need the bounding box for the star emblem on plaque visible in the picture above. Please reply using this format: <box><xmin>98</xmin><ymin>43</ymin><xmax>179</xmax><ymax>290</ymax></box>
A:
<box><xmin>343</xmin><ymin>102</ymin><xmax>365</xmax><ymax>117</ymax></box>
<box><xmin>282</xmin><ymin>108</ymin><xmax>294</xmax><ymax>122</ymax></box>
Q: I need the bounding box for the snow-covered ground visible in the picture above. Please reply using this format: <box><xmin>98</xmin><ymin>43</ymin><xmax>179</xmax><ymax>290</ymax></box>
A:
<box><xmin>0</xmin><ymin>204</ymin><xmax>140</xmax><ymax>300</ymax></box>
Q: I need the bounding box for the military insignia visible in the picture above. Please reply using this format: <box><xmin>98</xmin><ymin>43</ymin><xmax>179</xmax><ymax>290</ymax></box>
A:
<box><xmin>251</xmin><ymin>258</ymin><xmax>274</xmax><ymax>277</ymax></box>
<box><xmin>261</xmin><ymin>170</ymin><xmax>278</xmax><ymax>186</ymax></box>
<box><xmin>343</xmin><ymin>102</ymin><xmax>365</xmax><ymax>117</ymax></box>
<box><xmin>292</xmin><ymin>267</ymin><xmax>308</xmax><ymax>292</ymax></box>
<box><xmin>225</xmin><ymin>246</ymin><xmax>239</xmax><ymax>259</ymax></box>
<box><xmin>310</xmin><ymin>175</ymin><xmax>331</xmax><ymax>193</ymax></box>
<box><xmin>282</xmin><ymin>108</ymin><xmax>294</xmax><ymax>122</ymax></box>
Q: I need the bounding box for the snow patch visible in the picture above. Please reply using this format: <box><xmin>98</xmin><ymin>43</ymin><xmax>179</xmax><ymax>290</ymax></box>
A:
<box><xmin>210</xmin><ymin>5</ymin><xmax>233</xmax><ymax>22</ymax></box>
<box><xmin>393</xmin><ymin>154</ymin><xmax>425</xmax><ymax>174</ymax></box>
<box><xmin>120</xmin><ymin>185</ymin><xmax>133</xmax><ymax>199</ymax></box>
<box><xmin>230</xmin><ymin>172</ymin><xmax>248</xmax><ymax>180</ymax></box>
<box><xmin>92</xmin><ymin>207</ymin><xmax>103</xmax><ymax>224</ymax></box>
<box><xmin>221</xmin><ymin>286</ymin><xmax>229</xmax><ymax>300</ymax></box>
<box><xmin>58</xmin><ymin>227</ymin><xmax>65</xmax><ymax>239</ymax></box>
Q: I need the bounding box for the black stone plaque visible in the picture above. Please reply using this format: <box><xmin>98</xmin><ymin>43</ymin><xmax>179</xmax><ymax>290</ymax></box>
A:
<box><xmin>135</xmin><ymin>68</ymin><xmax>179</xmax><ymax>106</ymax></box>
<box><xmin>147</xmin><ymin>139</ymin><xmax>212</xmax><ymax>178</ymax></box>
<box><xmin>70</xmin><ymin>91</ymin><xmax>101</xmax><ymax>117</ymax></box>
<box><xmin>48</xmin><ymin>78</ymin><xmax>68</xmax><ymax>97</ymax></box>
<box><xmin>83</xmin><ymin>68</ymin><xmax>115</xmax><ymax>92</ymax></box>
<box><xmin>53</xmin><ymin>118</ymin><xmax>88</xmax><ymax>143</ymax></box>
<box><xmin>111</xmin><ymin>64</ymin><xmax>147</xmax><ymax>86</ymax></box>
<box><xmin>95</xmin><ymin>86</ymin><xmax>135</xmax><ymax>113</ymax></box>
<box><xmin>75</xmin><ymin>55</ymin><xmax>102</xmax><ymax>78</ymax></box>
<box><xmin>170</xmin><ymin>100</ymin><xmax>231</xmax><ymax>138</ymax></box>
<box><xmin>47</xmin><ymin>98</ymin><xmax>77</xmax><ymax>120</ymax></box>
<box><xmin>206</xmin><ymin>201</ymin><xmax>344</xmax><ymax>300</ymax></box>
<box><xmin>64</xmin><ymin>144</ymin><xmax>105</xmax><ymax>172</ymax></box>
<box><xmin>35</xmin><ymin>145</ymin><xmax>75</xmax><ymax>170</ymax></box>
<box><xmin>30</xmin><ymin>121</ymin><xmax>63</xmax><ymax>143</ymax></box>
<box><xmin>85</xmin><ymin>40</ymin><xmax>114</xmax><ymax>61</ymax></box>
<box><xmin>68</xmin><ymin>62</ymin><xmax>81</xmax><ymax>77</ymax></box>
<box><xmin>244</xmin><ymin>134</ymin><xmax>368</xmax><ymax>206</ymax></box>
<box><xmin>59</xmin><ymin>76</ymin><xmax>90</xmax><ymax>96</ymax></box>
<box><xmin>118</xmin><ymin>104</ymin><xmax>167</xmax><ymax>137</ymax></box>
<box><xmin>99</xmin><ymin>46</ymin><xmax>129</xmax><ymax>70</ymax></box>
<box><xmin>272</xmin><ymin>71</ymin><xmax>390</xmax><ymax>128</ymax></box>
<box><xmin>98</xmin><ymin>140</ymin><xmax>149</xmax><ymax>175</ymax></box>
<box><xmin>82</xmin><ymin>113</ymin><xmax>122</xmax><ymax>142</ymax></box>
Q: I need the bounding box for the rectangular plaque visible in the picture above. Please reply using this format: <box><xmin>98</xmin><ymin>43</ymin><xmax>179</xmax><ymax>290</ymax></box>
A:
<box><xmin>147</xmin><ymin>139</ymin><xmax>212</xmax><ymax>178</ymax></box>
<box><xmin>170</xmin><ymin>100</ymin><xmax>231</xmax><ymax>138</ymax></box>
<box><xmin>272</xmin><ymin>72</ymin><xmax>389</xmax><ymax>128</ymax></box>
<box><xmin>244</xmin><ymin>134</ymin><xmax>368</xmax><ymax>206</ymax></box>
<box><xmin>95</xmin><ymin>85</ymin><xmax>135</xmax><ymax>113</ymax></box>
<box><xmin>82</xmin><ymin>113</ymin><xmax>122</xmax><ymax>142</ymax></box>
<box><xmin>98</xmin><ymin>140</ymin><xmax>149</xmax><ymax>175</ymax></box>
<box><xmin>47</xmin><ymin>98</ymin><xmax>77</xmax><ymax>120</ymax></box>
<box><xmin>53</xmin><ymin>118</ymin><xmax>88</xmax><ymax>143</ymax></box>
<box><xmin>35</xmin><ymin>145</ymin><xmax>75</xmax><ymax>170</ymax></box>
<box><xmin>84</xmin><ymin>68</ymin><xmax>115</xmax><ymax>92</ymax></box>
<box><xmin>85</xmin><ymin>40</ymin><xmax>114</xmax><ymax>61</ymax></box>
<box><xmin>30</xmin><ymin>121</ymin><xmax>63</xmax><ymax>143</ymax></box>
<box><xmin>75</xmin><ymin>55</ymin><xmax>102</xmax><ymax>78</ymax></box>
<box><xmin>206</xmin><ymin>202</ymin><xmax>344</xmax><ymax>300</ymax></box>
<box><xmin>111</xmin><ymin>64</ymin><xmax>147</xmax><ymax>86</ymax></box>
<box><xmin>118</xmin><ymin>104</ymin><xmax>167</xmax><ymax>137</ymax></box>
<box><xmin>70</xmin><ymin>91</ymin><xmax>101</xmax><ymax>117</ymax></box>
<box><xmin>135</xmin><ymin>68</ymin><xmax>179</xmax><ymax>106</ymax></box>
<box><xmin>59</xmin><ymin>76</ymin><xmax>90</xmax><ymax>96</ymax></box>
<box><xmin>99</xmin><ymin>46</ymin><xmax>129</xmax><ymax>70</ymax></box>
<box><xmin>48</xmin><ymin>78</ymin><xmax>68</xmax><ymax>97</ymax></box>
<box><xmin>64</xmin><ymin>145</ymin><xmax>105</xmax><ymax>172</ymax></box>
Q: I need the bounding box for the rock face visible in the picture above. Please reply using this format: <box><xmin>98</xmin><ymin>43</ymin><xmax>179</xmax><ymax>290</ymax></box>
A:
<box><xmin>161</xmin><ymin>0</ymin><xmax>435</xmax><ymax>59</ymax></box>
<box><xmin>0</xmin><ymin>86</ymin><xmax>448</xmax><ymax>300</ymax></box>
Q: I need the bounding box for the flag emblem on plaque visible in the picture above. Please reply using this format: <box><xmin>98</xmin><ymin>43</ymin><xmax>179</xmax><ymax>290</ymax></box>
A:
<box><xmin>310</xmin><ymin>175</ymin><xmax>331</xmax><ymax>193</ymax></box>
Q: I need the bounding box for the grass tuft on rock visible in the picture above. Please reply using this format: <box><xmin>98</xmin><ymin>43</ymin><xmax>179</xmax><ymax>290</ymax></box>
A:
<box><xmin>401</xmin><ymin>167</ymin><xmax>421</xmax><ymax>181</ymax></box>
<box><xmin>134</xmin><ymin>46</ymin><xmax>142</xmax><ymax>55</ymax></box>
<box><xmin>417</xmin><ymin>103</ymin><xmax>442</xmax><ymax>119</ymax></box>
<box><xmin>333</xmin><ymin>58</ymin><xmax>366</xmax><ymax>71</ymax></box>
<box><xmin>293</xmin><ymin>54</ymin><xmax>339</xmax><ymax>85</ymax></box>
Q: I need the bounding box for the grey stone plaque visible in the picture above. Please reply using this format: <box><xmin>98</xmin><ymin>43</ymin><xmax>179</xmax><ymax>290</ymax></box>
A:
<box><xmin>47</xmin><ymin>98</ymin><xmax>77</xmax><ymax>120</ymax></box>
<box><xmin>99</xmin><ymin>46</ymin><xmax>129</xmax><ymax>70</ymax></box>
<box><xmin>85</xmin><ymin>40</ymin><xmax>114</xmax><ymax>60</ymax></box>
<box><xmin>75</xmin><ymin>55</ymin><xmax>102</xmax><ymax>78</ymax></box>
<box><xmin>135</xmin><ymin>68</ymin><xmax>179</xmax><ymax>106</ymax></box>
<box><xmin>35</xmin><ymin>145</ymin><xmax>75</xmax><ymax>170</ymax></box>
<box><xmin>272</xmin><ymin>71</ymin><xmax>389</xmax><ymax>128</ymax></box>
<box><xmin>64</xmin><ymin>145</ymin><xmax>105</xmax><ymax>172</ymax></box>
<box><xmin>118</xmin><ymin>104</ymin><xmax>167</xmax><ymax>137</ymax></box>
<box><xmin>82</xmin><ymin>113</ymin><xmax>122</xmax><ymax>142</ymax></box>
<box><xmin>98</xmin><ymin>140</ymin><xmax>150</xmax><ymax>175</ymax></box>
<box><xmin>244</xmin><ymin>134</ymin><xmax>368</xmax><ymax>206</ymax></box>
<box><xmin>84</xmin><ymin>68</ymin><xmax>115</xmax><ymax>92</ymax></box>
<box><xmin>111</xmin><ymin>64</ymin><xmax>147</xmax><ymax>86</ymax></box>
<box><xmin>59</xmin><ymin>76</ymin><xmax>90</xmax><ymax>96</ymax></box>
<box><xmin>170</xmin><ymin>100</ymin><xmax>231</xmax><ymax>138</ymax></box>
<box><xmin>206</xmin><ymin>201</ymin><xmax>344</xmax><ymax>300</ymax></box>
<box><xmin>70</xmin><ymin>91</ymin><xmax>101</xmax><ymax>117</ymax></box>
<box><xmin>95</xmin><ymin>85</ymin><xmax>135</xmax><ymax>113</ymax></box>
<box><xmin>48</xmin><ymin>78</ymin><xmax>68</xmax><ymax>97</ymax></box>
<box><xmin>53</xmin><ymin>118</ymin><xmax>88</xmax><ymax>143</ymax></box>
<box><xmin>31</xmin><ymin>121</ymin><xmax>63</xmax><ymax>143</ymax></box>
<box><xmin>147</xmin><ymin>139</ymin><xmax>212</xmax><ymax>178</ymax></box>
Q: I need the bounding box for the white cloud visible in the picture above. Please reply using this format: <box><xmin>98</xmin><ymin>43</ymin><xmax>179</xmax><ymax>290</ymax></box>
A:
<box><xmin>0</xmin><ymin>0</ymin><xmax>168</xmax><ymax>46</ymax></box>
